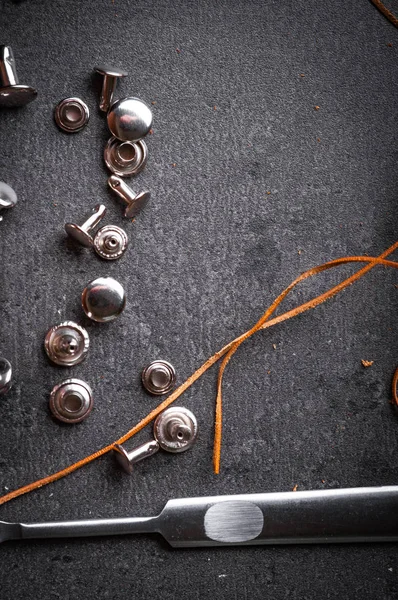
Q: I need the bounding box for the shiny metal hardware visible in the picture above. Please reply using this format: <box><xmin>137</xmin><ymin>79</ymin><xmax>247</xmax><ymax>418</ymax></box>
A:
<box><xmin>0</xmin><ymin>182</ymin><xmax>17</xmax><ymax>222</ymax></box>
<box><xmin>0</xmin><ymin>358</ymin><xmax>12</xmax><ymax>395</ymax></box>
<box><xmin>65</xmin><ymin>204</ymin><xmax>107</xmax><ymax>247</ymax></box>
<box><xmin>82</xmin><ymin>276</ymin><xmax>126</xmax><ymax>322</ymax></box>
<box><xmin>94</xmin><ymin>66</ymin><xmax>127</xmax><ymax>113</ymax></box>
<box><xmin>2</xmin><ymin>486</ymin><xmax>398</xmax><ymax>548</ymax></box>
<box><xmin>104</xmin><ymin>137</ymin><xmax>148</xmax><ymax>177</ymax></box>
<box><xmin>114</xmin><ymin>440</ymin><xmax>160</xmax><ymax>474</ymax></box>
<box><xmin>49</xmin><ymin>378</ymin><xmax>93</xmax><ymax>424</ymax></box>
<box><xmin>93</xmin><ymin>225</ymin><xmax>128</xmax><ymax>261</ymax></box>
<box><xmin>107</xmin><ymin>97</ymin><xmax>152</xmax><ymax>142</ymax></box>
<box><xmin>108</xmin><ymin>175</ymin><xmax>150</xmax><ymax>218</ymax></box>
<box><xmin>0</xmin><ymin>45</ymin><xmax>37</xmax><ymax>107</ymax></box>
<box><xmin>141</xmin><ymin>360</ymin><xmax>176</xmax><ymax>395</ymax></box>
<box><xmin>154</xmin><ymin>407</ymin><xmax>197</xmax><ymax>452</ymax></box>
<box><xmin>54</xmin><ymin>97</ymin><xmax>89</xmax><ymax>133</ymax></box>
<box><xmin>44</xmin><ymin>321</ymin><xmax>89</xmax><ymax>367</ymax></box>
<box><xmin>114</xmin><ymin>407</ymin><xmax>198</xmax><ymax>474</ymax></box>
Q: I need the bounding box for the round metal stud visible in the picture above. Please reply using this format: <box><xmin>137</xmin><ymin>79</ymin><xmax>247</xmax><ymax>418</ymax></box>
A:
<box><xmin>0</xmin><ymin>45</ymin><xmax>37</xmax><ymax>108</ymax></box>
<box><xmin>0</xmin><ymin>84</ymin><xmax>37</xmax><ymax>108</ymax></box>
<box><xmin>44</xmin><ymin>321</ymin><xmax>89</xmax><ymax>367</ymax></box>
<box><xmin>82</xmin><ymin>276</ymin><xmax>126</xmax><ymax>323</ymax></box>
<box><xmin>104</xmin><ymin>137</ymin><xmax>148</xmax><ymax>177</ymax></box>
<box><xmin>107</xmin><ymin>97</ymin><xmax>152</xmax><ymax>142</ymax></box>
<box><xmin>0</xmin><ymin>182</ymin><xmax>17</xmax><ymax>221</ymax></box>
<box><xmin>93</xmin><ymin>225</ymin><xmax>128</xmax><ymax>261</ymax></box>
<box><xmin>49</xmin><ymin>378</ymin><xmax>93</xmax><ymax>424</ymax></box>
<box><xmin>142</xmin><ymin>360</ymin><xmax>176</xmax><ymax>396</ymax></box>
<box><xmin>0</xmin><ymin>358</ymin><xmax>12</xmax><ymax>395</ymax></box>
<box><xmin>54</xmin><ymin>97</ymin><xmax>89</xmax><ymax>133</ymax></box>
<box><xmin>154</xmin><ymin>407</ymin><xmax>198</xmax><ymax>453</ymax></box>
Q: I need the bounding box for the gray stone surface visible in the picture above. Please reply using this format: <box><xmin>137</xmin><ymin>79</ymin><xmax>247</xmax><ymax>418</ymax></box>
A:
<box><xmin>0</xmin><ymin>0</ymin><xmax>398</xmax><ymax>598</ymax></box>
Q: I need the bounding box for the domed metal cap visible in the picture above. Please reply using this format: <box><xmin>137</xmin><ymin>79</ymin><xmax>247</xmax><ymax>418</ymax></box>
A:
<box><xmin>44</xmin><ymin>321</ymin><xmax>90</xmax><ymax>367</ymax></box>
<box><xmin>82</xmin><ymin>276</ymin><xmax>126</xmax><ymax>322</ymax></box>
<box><xmin>54</xmin><ymin>97</ymin><xmax>89</xmax><ymax>133</ymax></box>
<box><xmin>154</xmin><ymin>407</ymin><xmax>198</xmax><ymax>453</ymax></box>
<box><xmin>0</xmin><ymin>358</ymin><xmax>12</xmax><ymax>395</ymax></box>
<box><xmin>0</xmin><ymin>181</ymin><xmax>17</xmax><ymax>210</ymax></box>
<box><xmin>93</xmin><ymin>225</ymin><xmax>128</xmax><ymax>261</ymax></box>
<box><xmin>142</xmin><ymin>360</ymin><xmax>176</xmax><ymax>395</ymax></box>
<box><xmin>107</xmin><ymin>97</ymin><xmax>152</xmax><ymax>142</ymax></box>
<box><xmin>49</xmin><ymin>378</ymin><xmax>93</xmax><ymax>424</ymax></box>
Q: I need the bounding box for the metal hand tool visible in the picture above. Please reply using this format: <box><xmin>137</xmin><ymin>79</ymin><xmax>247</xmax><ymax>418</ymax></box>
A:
<box><xmin>1</xmin><ymin>486</ymin><xmax>398</xmax><ymax>547</ymax></box>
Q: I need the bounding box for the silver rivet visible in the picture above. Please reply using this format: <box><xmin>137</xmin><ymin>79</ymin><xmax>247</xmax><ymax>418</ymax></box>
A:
<box><xmin>44</xmin><ymin>321</ymin><xmax>89</xmax><ymax>367</ymax></box>
<box><xmin>49</xmin><ymin>379</ymin><xmax>93</xmax><ymax>424</ymax></box>
<box><xmin>94</xmin><ymin>65</ymin><xmax>127</xmax><ymax>113</ymax></box>
<box><xmin>93</xmin><ymin>225</ymin><xmax>128</xmax><ymax>260</ymax></box>
<box><xmin>104</xmin><ymin>137</ymin><xmax>148</xmax><ymax>177</ymax></box>
<box><xmin>0</xmin><ymin>45</ymin><xmax>37</xmax><ymax>107</ymax></box>
<box><xmin>154</xmin><ymin>407</ymin><xmax>198</xmax><ymax>453</ymax></box>
<box><xmin>107</xmin><ymin>97</ymin><xmax>152</xmax><ymax>142</ymax></box>
<box><xmin>0</xmin><ymin>182</ymin><xmax>17</xmax><ymax>222</ymax></box>
<box><xmin>0</xmin><ymin>358</ymin><xmax>12</xmax><ymax>395</ymax></box>
<box><xmin>113</xmin><ymin>407</ymin><xmax>198</xmax><ymax>474</ymax></box>
<box><xmin>82</xmin><ymin>276</ymin><xmax>126</xmax><ymax>323</ymax></box>
<box><xmin>108</xmin><ymin>175</ymin><xmax>150</xmax><ymax>218</ymax></box>
<box><xmin>114</xmin><ymin>440</ymin><xmax>160</xmax><ymax>474</ymax></box>
<box><xmin>142</xmin><ymin>360</ymin><xmax>176</xmax><ymax>395</ymax></box>
<box><xmin>54</xmin><ymin>97</ymin><xmax>89</xmax><ymax>133</ymax></box>
<box><xmin>65</xmin><ymin>204</ymin><xmax>107</xmax><ymax>247</ymax></box>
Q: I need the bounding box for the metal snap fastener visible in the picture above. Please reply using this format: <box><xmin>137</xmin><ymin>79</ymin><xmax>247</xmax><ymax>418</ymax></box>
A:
<box><xmin>104</xmin><ymin>137</ymin><xmax>148</xmax><ymax>177</ymax></box>
<box><xmin>82</xmin><ymin>276</ymin><xmax>126</xmax><ymax>323</ymax></box>
<box><xmin>54</xmin><ymin>97</ymin><xmax>90</xmax><ymax>133</ymax></box>
<box><xmin>93</xmin><ymin>225</ymin><xmax>128</xmax><ymax>261</ymax></box>
<box><xmin>142</xmin><ymin>360</ymin><xmax>176</xmax><ymax>395</ymax></box>
<box><xmin>0</xmin><ymin>182</ymin><xmax>17</xmax><ymax>222</ymax></box>
<box><xmin>113</xmin><ymin>407</ymin><xmax>198</xmax><ymax>474</ymax></box>
<box><xmin>94</xmin><ymin>65</ymin><xmax>128</xmax><ymax>113</ymax></box>
<box><xmin>0</xmin><ymin>358</ymin><xmax>12</xmax><ymax>395</ymax></box>
<box><xmin>108</xmin><ymin>175</ymin><xmax>150</xmax><ymax>218</ymax></box>
<box><xmin>49</xmin><ymin>378</ymin><xmax>93</xmax><ymax>424</ymax></box>
<box><xmin>154</xmin><ymin>407</ymin><xmax>198</xmax><ymax>453</ymax></box>
<box><xmin>44</xmin><ymin>321</ymin><xmax>90</xmax><ymax>367</ymax></box>
<box><xmin>65</xmin><ymin>204</ymin><xmax>107</xmax><ymax>247</ymax></box>
<box><xmin>107</xmin><ymin>97</ymin><xmax>152</xmax><ymax>142</ymax></box>
<box><xmin>0</xmin><ymin>45</ymin><xmax>37</xmax><ymax>108</ymax></box>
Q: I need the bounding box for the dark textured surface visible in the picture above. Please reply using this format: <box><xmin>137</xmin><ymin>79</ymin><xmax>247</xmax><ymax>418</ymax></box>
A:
<box><xmin>0</xmin><ymin>0</ymin><xmax>398</xmax><ymax>597</ymax></box>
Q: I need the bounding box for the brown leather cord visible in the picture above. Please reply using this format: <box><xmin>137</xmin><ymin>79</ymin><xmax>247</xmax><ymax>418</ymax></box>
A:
<box><xmin>213</xmin><ymin>247</ymin><xmax>398</xmax><ymax>472</ymax></box>
<box><xmin>392</xmin><ymin>366</ymin><xmax>398</xmax><ymax>405</ymax></box>
<box><xmin>369</xmin><ymin>0</ymin><xmax>398</xmax><ymax>27</ymax></box>
<box><xmin>0</xmin><ymin>246</ymin><xmax>397</xmax><ymax>506</ymax></box>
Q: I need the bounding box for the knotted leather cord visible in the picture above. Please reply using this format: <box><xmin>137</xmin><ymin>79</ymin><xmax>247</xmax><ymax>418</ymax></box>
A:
<box><xmin>369</xmin><ymin>0</ymin><xmax>398</xmax><ymax>27</ymax></box>
<box><xmin>0</xmin><ymin>243</ymin><xmax>397</xmax><ymax>506</ymax></box>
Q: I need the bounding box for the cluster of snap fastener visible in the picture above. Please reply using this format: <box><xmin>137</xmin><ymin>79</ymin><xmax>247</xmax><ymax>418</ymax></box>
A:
<box><xmin>0</xmin><ymin>48</ymin><xmax>200</xmax><ymax>469</ymax></box>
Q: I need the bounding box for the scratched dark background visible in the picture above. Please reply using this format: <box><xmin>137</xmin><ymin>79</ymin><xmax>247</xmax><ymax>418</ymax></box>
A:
<box><xmin>0</xmin><ymin>0</ymin><xmax>397</xmax><ymax>597</ymax></box>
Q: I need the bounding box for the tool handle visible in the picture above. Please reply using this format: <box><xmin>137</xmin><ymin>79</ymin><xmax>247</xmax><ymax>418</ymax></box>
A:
<box><xmin>160</xmin><ymin>486</ymin><xmax>398</xmax><ymax>547</ymax></box>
